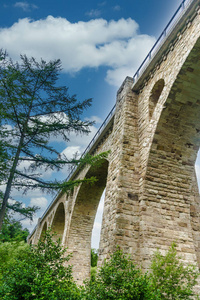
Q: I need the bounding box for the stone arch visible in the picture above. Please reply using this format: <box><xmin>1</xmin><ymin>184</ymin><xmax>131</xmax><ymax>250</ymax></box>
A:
<box><xmin>141</xmin><ymin>37</ymin><xmax>200</xmax><ymax>270</ymax></box>
<box><xmin>149</xmin><ymin>79</ymin><xmax>165</xmax><ymax>119</ymax></box>
<box><xmin>39</xmin><ymin>221</ymin><xmax>47</xmax><ymax>240</ymax></box>
<box><xmin>51</xmin><ymin>202</ymin><xmax>65</xmax><ymax>242</ymax></box>
<box><xmin>66</xmin><ymin>158</ymin><xmax>109</xmax><ymax>283</ymax></box>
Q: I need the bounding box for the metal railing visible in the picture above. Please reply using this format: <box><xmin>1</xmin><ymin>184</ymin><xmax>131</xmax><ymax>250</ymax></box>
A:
<box><xmin>66</xmin><ymin>104</ymin><xmax>116</xmax><ymax>181</ymax></box>
<box><xmin>133</xmin><ymin>0</ymin><xmax>195</xmax><ymax>84</ymax></box>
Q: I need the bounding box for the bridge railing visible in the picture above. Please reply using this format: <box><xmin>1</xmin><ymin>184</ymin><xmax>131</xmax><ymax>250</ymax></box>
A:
<box><xmin>133</xmin><ymin>0</ymin><xmax>194</xmax><ymax>84</ymax></box>
<box><xmin>66</xmin><ymin>104</ymin><xmax>116</xmax><ymax>181</ymax></box>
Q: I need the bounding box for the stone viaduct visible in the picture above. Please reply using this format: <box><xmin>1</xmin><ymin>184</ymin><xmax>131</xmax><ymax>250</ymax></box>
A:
<box><xmin>29</xmin><ymin>0</ymin><xmax>200</xmax><ymax>284</ymax></box>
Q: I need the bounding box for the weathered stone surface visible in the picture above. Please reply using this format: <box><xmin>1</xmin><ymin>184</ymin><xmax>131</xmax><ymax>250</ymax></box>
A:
<box><xmin>29</xmin><ymin>0</ymin><xmax>200</xmax><ymax>285</ymax></box>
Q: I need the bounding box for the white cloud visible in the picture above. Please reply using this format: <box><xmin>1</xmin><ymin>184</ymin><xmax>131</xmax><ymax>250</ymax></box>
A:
<box><xmin>33</xmin><ymin>112</ymin><xmax>69</xmax><ymax>126</ymax></box>
<box><xmin>86</xmin><ymin>9</ymin><xmax>102</xmax><ymax>18</ymax></box>
<box><xmin>14</xmin><ymin>2</ymin><xmax>38</xmax><ymax>12</ymax></box>
<box><xmin>8</xmin><ymin>198</ymin><xmax>17</xmax><ymax>205</ymax></box>
<box><xmin>21</xmin><ymin>215</ymin><xmax>38</xmax><ymax>231</ymax></box>
<box><xmin>0</xmin><ymin>16</ymin><xmax>155</xmax><ymax>86</ymax></box>
<box><xmin>50</xmin><ymin>123</ymin><xmax>98</xmax><ymax>149</ymax></box>
<box><xmin>10</xmin><ymin>185</ymin><xmax>44</xmax><ymax>198</ymax></box>
<box><xmin>30</xmin><ymin>196</ymin><xmax>48</xmax><ymax>209</ymax></box>
<box><xmin>61</xmin><ymin>146</ymin><xmax>81</xmax><ymax>160</ymax></box>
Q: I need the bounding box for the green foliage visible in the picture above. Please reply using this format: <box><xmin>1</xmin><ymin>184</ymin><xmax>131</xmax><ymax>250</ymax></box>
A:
<box><xmin>0</xmin><ymin>241</ymin><xmax>29</xmax><ymax>283</ymax></box>
<box><xmin>83</xmin><ymin>248</ymin><xmax>159</xmax><ymax>300</ymax></box>
<box><xmin>6</xmin><ymin>200</ymin><xmax>39</xmax><ymax>222</ymax></box>
<box><xmin>0</xmin><ymin>49</ymin><xmax>108</xmax><ymax>229</ymax></box>
<box><xmin>90</xmin><ymin>267</ymin><xmax>97</xmax><ymax>282</ymax></box>
<box><xmin>150</xmin><ymin>242</ymin><xmax>199</xmax><ymax>299</ymax></box>
<box><xmin>91</xmin><ymin>248</ymin><xmax>98</xmax><ymax>267</ymax></box>
<box><xmin>0</xmin><ymin>230</ymin><xmax>81</xmax><ymax>300</ymax></box>
<box><xmin>0</xmin><ymin>238</ymin><xmax>199</xmax><ymax>300</ymax></box>
<box><xmin>0</xmin><ymin>216</ymin><xmax>29</xmax><ymax>242</ymax></box>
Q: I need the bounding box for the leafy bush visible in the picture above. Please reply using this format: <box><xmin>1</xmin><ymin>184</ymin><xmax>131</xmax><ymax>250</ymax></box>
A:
<box><xmin>0</xmin><ymin>230</ymin><xmax>81</xmax><ymax>300</ymax></box>
<box><xmin>150</xmin><ymin>242</ymin><xmax>199</xmax><ymax>299</ymax></box>
<box><xmin>0</xmin><ymin>241</ymin><xmax>29</xmax><ymax>283</ymax></box>
<box><xmin>83</xmin><ymin>248</ymin><xmax>159</xmax><ymax>300</ymax></box>
<box><xmin>0</xmin><ymin>217</ymin><xmax>29</xmax><ymax>243</ymax></box>
<box><xmin>90</xmin><ymin>266</ymin><xmax>97</xmax><ymax>282</ymax></box>
<box><xmin>83</xmin><ymin>244</ymin><xmax>200</xmax><ymax>300</ymax></box>
<box><xmin>0</xmin><ymin>236</ymin><xmax>199</xmax><ymax>299</ymax></box>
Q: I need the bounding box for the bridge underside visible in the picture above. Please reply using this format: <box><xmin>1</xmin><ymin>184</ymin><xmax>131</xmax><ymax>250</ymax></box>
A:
<box><xmin>141</xmin><ymin>36</ymin><xmax>200</xmax><ymax>269</ymax></box>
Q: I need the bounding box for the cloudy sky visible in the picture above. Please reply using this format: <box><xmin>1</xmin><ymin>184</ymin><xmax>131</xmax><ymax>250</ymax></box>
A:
<box><xmin>1</xmin><ymin>0</ymin><xmax>199</xmax><ymax>248</ymax></box>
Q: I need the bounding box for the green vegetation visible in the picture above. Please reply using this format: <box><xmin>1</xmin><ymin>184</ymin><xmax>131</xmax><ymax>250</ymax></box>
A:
<box><xmin>91</xmin><ymin>248</ymin><xmax>98</xmax><ymax>267</ymax></box>
<box><xmin>0</xmin><ymin>240</ymin><xmax>29</xmax><ymax>285</ymax></box>
<box><xmin>0</xmin><ymin>50</ymin><xmax>108</xmax><ymax>230</ymax></box>
<box><xmin>0</xmin><ymin>230</ymin><xmax>80</xmax><ymax>300</ymax></box>
<box><xmin>90</xmin><ymin>248</ymin><xmax>98</xmax><ymax>281</ymax></box>
<box><xmin>150</xmin><ymin>243</ymin><xmax>199</xmax><ymax>299</ymax></box>
<box><xmin>84</xmin><ymin>248</ymin><xmax>159</xmax><ymax>300</ymax></box>
<box><xmin>0</xmin><ymin>215</ymin><xmax>29</xmax><ymax>242</ymax></box>
<box><xmin>0</xmin><ymin>231</ymin><xmax>199</xmax><ymax>299</ymax></box>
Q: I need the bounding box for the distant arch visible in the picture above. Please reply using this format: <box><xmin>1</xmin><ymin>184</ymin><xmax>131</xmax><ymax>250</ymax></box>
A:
<box><xmin>67</xmin><ymin>158</ymin><xmax>109</xmax><ymax>283</ymax></box>
<box><xmin>39</xmin><ymin>222</ymin><xmax>47</xmax><ymax>241</ymax></box>
<box><xmin>149</xmin><ymin>79</ymin><xmax>165</xmax><ymax>119</ymax></box>
<box><xmin>51</xmin><ymin>202</ymin><xmax>65</xmax><ymax>242</ymax></box>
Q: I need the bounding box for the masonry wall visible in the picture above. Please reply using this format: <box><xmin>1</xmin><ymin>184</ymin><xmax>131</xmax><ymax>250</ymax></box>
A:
<box><xmin>29</xmin><ymin>3</ymin><xmax>200</xmax><ymax>284</ymax></box>
<box><xmin>98</xmin><ymin>77</ymin><xmax>140</xmax><ymax>265</ymax></box>
<box><xmin>137</xmin><ymin>11</ymin><xmax>200</xmax><ymax>270</ymax></box>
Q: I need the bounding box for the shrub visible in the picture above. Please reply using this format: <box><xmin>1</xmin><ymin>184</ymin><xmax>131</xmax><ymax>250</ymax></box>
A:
<box><xmin>150</xmin><ymin>242</ymin><xmax>199</xmax><ymax>299</ymax></box>
<box><xmin>83</xmin><ymin>248</ymin><xmax>159</xmax><ymax>300</ymax></box>
<box><xmin>0</xmin><ymin>240</ymin><xmax>29</xmax><ymax>283</ymax></box>
<box><xmin>0</xmin><ymin>230</ymin><xmax>81</xmax><ymax>300</ymax></box>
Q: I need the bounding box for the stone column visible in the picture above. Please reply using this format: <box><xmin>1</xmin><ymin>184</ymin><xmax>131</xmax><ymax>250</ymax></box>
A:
<box><xmin>98</xmin><ymin>77</ymin><xmax>140</xmax><ymax>265</ymax></box>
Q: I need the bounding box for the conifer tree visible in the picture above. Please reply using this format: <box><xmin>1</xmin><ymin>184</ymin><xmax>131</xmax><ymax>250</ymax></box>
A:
<box><xmin>0</xmin><ymin>50</ymin><xmax>106</xmax><ymax>230</ymax></box>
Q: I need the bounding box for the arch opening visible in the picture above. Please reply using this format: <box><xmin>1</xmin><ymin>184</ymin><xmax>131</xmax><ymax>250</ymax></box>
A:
<box><xmin>91</xmin><ymin>189</ymin><xmax>105</xmax><ymax>250</ymax></box>
<box><xmin>39</xmin><ymin>222</ymin><xmax>47</xmax><ymax>241</ymax></box>
<box><xmin>142</xmin><ymin>37</ymin><xmax>200</xmax><ymax>271</ymax></box>
<box><xmin>51</xmin><ymin>202</ymin><xmax>65</xmax><ymax>242</ymax></box>
<box><xmin>149</xmin><ymin>79</ymin><xmax>165</xmax><ymax>119</ymax></box>
<box><xmin>67</xmin><ymin>159</ymin><xmax>109</xmax><ymax>283</ymax></box>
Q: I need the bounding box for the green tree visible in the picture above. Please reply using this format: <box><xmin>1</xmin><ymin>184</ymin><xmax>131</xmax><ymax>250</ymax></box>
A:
<box><xmin>0</xmin><ymin>50</ymin><xmax>107</xmax><ymax>230</ymax></box>
<box><xmin>150</xmin><ymin>243</ymin><xmax>199</xmax><ymax>299</ymax></box>
<box><xmin>0</xmin><ymin>215</ymin><xmax>29</xmax><ymax>242</ymax></box>
<box><xmin>83</xmin><ymin>248</ymin><xmax>159</xmax><ymax>300</ymax></box>
<box><xmin>0</xmin><ymin>240</ymin><xmax>29</xmax><ymax>284</ymax></box>
<box><xmin>0</xmin><ymin>230</ymin><xmax>81</xmax><ymax>299</ymax></box>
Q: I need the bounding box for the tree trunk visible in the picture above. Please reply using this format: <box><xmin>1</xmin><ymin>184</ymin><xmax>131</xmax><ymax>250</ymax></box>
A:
<box><xmin>0</xmin><ymin>135</ymin><xmax>24</xmax><ymax>231</ymax></box>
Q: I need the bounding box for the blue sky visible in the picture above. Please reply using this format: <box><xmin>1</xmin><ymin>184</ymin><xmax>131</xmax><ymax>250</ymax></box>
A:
<box><xmin>2</xmin><ymin>0</ymin><xmax>199</xmax><ymax>248</ymax></box>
